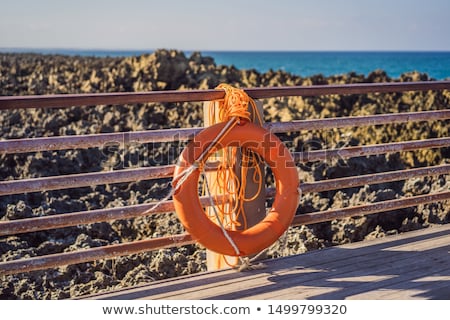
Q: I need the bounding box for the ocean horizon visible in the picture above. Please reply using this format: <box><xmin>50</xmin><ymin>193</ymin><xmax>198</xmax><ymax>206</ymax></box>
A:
<box><xmin>2</xmin><ymin>48</ymin><xmax>450</xmax><ymax>80</ymax></box>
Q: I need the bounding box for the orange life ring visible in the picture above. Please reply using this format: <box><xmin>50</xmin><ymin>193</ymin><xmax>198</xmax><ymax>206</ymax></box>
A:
<box><xmin>173</xmin><ymin>121</ymin><xmax>300</xmax><ymax>256</ymax></box>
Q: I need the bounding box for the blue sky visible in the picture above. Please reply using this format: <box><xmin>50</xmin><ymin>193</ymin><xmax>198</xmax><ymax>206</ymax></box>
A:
<box><xmin>1</xmin><ymin>0</ymin><xmax>449</xmax><ymax>51</ymax></box>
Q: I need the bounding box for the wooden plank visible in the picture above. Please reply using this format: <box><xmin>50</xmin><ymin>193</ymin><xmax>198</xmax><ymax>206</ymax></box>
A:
<box><xmin>136</xmin><ymin>229</ymin><xmax>450</xmax><ymax>299</ymax></box>
<box><xmin>385</xmin><ymin>233</ymin><xmax>450</xmax><ymax>251</ymax></box>
<box><xmin>358</xmin><ymin>262</ymin><xmax>450</xmax><ymax>299</ymax></box>
<box><xmin>176</xmin><ymin>238</ymin><xmax>450</xmax><ymax>300</ymax></box>
<box><xmin>158</xmin><ymin>234</ymin><xmax>449</xmax><ymax>299</ymax></box>
<box><xmin>368</xmin><ymin>276</ymin><xmax>450</xmax><ymax>299</ymax></box>
<box><xmin>252</xmin><ymin>256</ymin><xmax>449</xmax><ymax>299</ymax></box>
<box><xmin>294</xmin><ymin>247</ymin><xmax>450</xmax><ymax>300</ymax></box>
<box><xmin>82</xmin><ymin>224</ymin><xmax>450</xmax><ymax>300</ymax></box>
<box><xmin>83</xmin><ymin>224</ymin><xmax>446</xmax><ymax>299</ymax></box>
<box><xmin>350</xmin><ymin>267</ymin><xmax>450</xmax><ymax>300</ymax></box>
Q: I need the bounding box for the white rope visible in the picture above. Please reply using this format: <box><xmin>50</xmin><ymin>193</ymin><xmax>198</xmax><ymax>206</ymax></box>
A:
<box><xmin>141</xmin><ymin>163</ymin><xmax>199</xmax><ymax>216</ymax></box>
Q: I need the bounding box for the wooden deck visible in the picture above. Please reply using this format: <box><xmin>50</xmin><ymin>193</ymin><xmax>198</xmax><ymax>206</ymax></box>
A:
<box><xmin>84</xmin><ymin>223</ymin><xmax>450</xmax><ymax>300</ymax></box>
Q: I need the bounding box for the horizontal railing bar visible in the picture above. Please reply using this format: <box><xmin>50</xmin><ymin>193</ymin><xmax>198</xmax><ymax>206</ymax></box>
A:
<box><xmin>246</xmin><ymin>81</ymin><xmax>450</xmax><ymax>100</ymax></box>
<box><xmin>0</xmin><ymin>162</ymin><xmax>216</xmax><ymax>196</ymax></box>
<box><xmin>0</xmin><ymin>233</ymin><xmax>195</xmax><ymax>276</ymax></box>
<box><xmin>0</xmin><ymin>127</ymin><xmax>200</xmax><ymax>154</ymax></box>
<box><xmin>293</xmin><ymin>191</ymin><xmax>450</xmax><ymax>226</ymax></box>
<box><xmin>0</xmin><ymin>195</ymin><xmax>225</xmax><ymax>237</ymax></box>
<box><xmin>265</xmin><ymin>109</ymin><xmax>450</xmax><ymax>133</ymax></box>
<box><xmin>1</xmin><ymin>81</ymin><xmax>449</xmax><ymax>110</ymax></box>
<box><xmin>2</xmin><ymin>133</ymin><xmax>450</xmax><ymax>197</ymax></box>
<box><xmin>1</xmin><ymin>110</ymin><xmax>449</xmax><ymax>155</ymax></box>
<box><xmin>0</xmin><ymin>90</ymin><xmax>223</xmax><ymax>110</ymax></box>
<box><xmin>1</xmin><ymin>135</ymin><xmax>449</xmax><ymax>196</ymax></box>
<box><xmin>277</xmin><ymin>164</ymin><xmax>450</xmax><ymax>195</ymax></box>
<box><xmin>1</xmin><ymin>190</ymin><xmax>449</xmax><ymax>276</ymax></box>
<box><xmin>294</xmin><ymin>137</ymin><xmax>450</xmax><ymax>163</ymax></box>
<box><xmin>1</xmin><ymin>165</ymin><xmax>449</xmax><ymax>236</ymax></box>
<box><xmin>0</xmin><ymin>166</ymin><xmax>173</xmax><ymax>196</ymax></box>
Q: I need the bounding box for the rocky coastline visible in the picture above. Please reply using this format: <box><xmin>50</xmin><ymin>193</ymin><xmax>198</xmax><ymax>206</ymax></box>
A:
<box><xmin>0</xmin><ymin>50</ymin><xmax>449</xmax><ymax>299</ymax></box>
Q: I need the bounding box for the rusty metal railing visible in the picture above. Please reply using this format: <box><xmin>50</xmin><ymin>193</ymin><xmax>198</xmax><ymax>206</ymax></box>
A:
<box><xmin>1</xmin><ymin>164</ymin><xmax>449</xmax><ymax>237</ymax></box>
<box><xmin>1</xmin><ymin>137</ymin><xmax>450</xmax><ymax>196</ymax></box>
<box><xmin>0</xmin><ymin>81</ymin><xmax>449</xmax><ymax>276</ymax></box>
<box><xmin>1</xmin><ymin>109</ymin><xmax>450</xmax><ymax>154</ymax></box>
<box><xmin>1</xmin><ymin>81</ymin><xmax>449</xmax><ymax>109</ymax></box>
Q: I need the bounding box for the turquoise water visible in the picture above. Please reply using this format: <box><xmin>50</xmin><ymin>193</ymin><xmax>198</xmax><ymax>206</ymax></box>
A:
<box><xmin>2</xmin><ymin>48</ymin><xmax>450</xmax><ymax>80</ymax></box>
<box><xmin>202</xmin><ymin>51</ymin><xmax>450</xmax><ymax>80</ymax></box>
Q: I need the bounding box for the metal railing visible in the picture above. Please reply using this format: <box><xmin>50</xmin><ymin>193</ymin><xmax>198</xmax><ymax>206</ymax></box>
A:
<box><xmin>1</xmin><ymin>81</ymin><xmax>449</xmax><ymax>276</ymax></box>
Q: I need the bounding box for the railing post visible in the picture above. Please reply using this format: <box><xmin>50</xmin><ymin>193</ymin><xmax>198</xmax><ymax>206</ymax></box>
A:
<box><xmin>203</xmin><ymin>100</ymin><xmax>266</xmax><ymax>270</ymax></box>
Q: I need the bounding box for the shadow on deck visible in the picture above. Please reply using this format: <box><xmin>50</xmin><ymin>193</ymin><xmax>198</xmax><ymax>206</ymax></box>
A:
<box><xmin>82</xmin><ymin>223</ymin><xmax>450</xmax><ymax>300</ymax></box>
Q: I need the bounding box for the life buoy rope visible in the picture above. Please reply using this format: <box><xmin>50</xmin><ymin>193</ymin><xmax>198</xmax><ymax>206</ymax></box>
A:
<box><xmin>204</xmin><ymin>84</ymin><xmax>264</xmax><ymax>232</ymax></box>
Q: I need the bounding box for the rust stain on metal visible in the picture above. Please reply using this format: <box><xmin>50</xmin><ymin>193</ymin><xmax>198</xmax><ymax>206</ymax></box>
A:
<box><xmin>1</xmin><ymin>81</ymin><xmax>449</xmax><ymax>110</ymax></box>
<box><xmin>295</xmin><ymin>137</ymin><xmax>450</xmax><ymax>163</ymax></box>
<box><xmin>0</xmin><ymin>162</ymin><xmax>220</xmax><ymax>196</ymax></box>
<box><xmin>0</xmin><ymin>127</ymin><xmax>201</xmax><ymax>154</ymax></box>
<box><xmin>1</xmin><ymin>164</ymin><xmax>448</xmax><ymax>237</ymax></box>
<box><xmin>292</xmin><ymin>191</ymin><xmax>450</xmax><ymax>226</ymax></box>
<box><xmin>265</xmin><ymin>109</ymin><xmax>450</xmax><ymax>133</ymax></box>
<box><xmin>2</xmin><ymin>110</ymin><xmax>449</xmax><ymax>155</ymax></box>
<box><xmin>0</xmin><ymin>234</ymin><xmax>195</xmax><ymax>276</ymax></box>
<box><xmin>0</xmin><ymin>195</ymin><xmax>227</xmax><ymax>237</ymax></box>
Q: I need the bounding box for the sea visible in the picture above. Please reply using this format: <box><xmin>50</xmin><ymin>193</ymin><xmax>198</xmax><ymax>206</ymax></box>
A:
<box><xmin>2</xmin><ymin>48</ymin><xmax>450</xmax><ymax>80</ymax></box>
